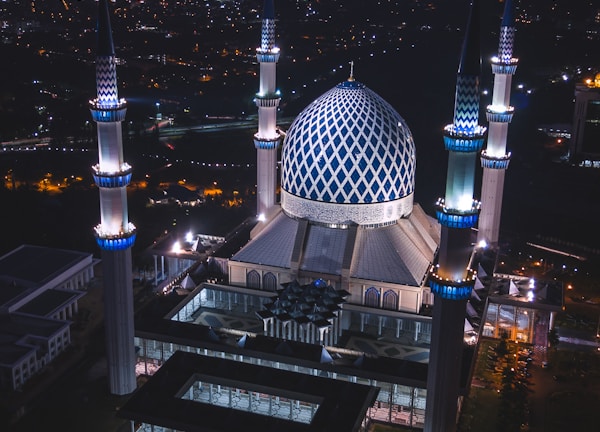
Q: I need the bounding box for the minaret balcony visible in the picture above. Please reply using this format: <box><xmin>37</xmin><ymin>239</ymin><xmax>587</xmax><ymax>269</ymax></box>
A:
<box><xmin>89</xmin><ymin>98</ymin><xmax>127</xmax><ymax>122</ymax></box>
<box><xmin>429</xmin><ymin>265</ymin><xmax>476</xmax><ymax>300</ymax></box>
<box><xmin>256</xmin><ymin>47</ymin><xmax>280</xmax><ymax>63</ymax></box>
<box><xmin>94</xmin><ymin>222</ymin><xmax>136</xmax><ymax>251</ymax></box>
<box><xmin>254</xmin><ymin>133</ymin><xmax>281</xmax><ymax>150</ymax></box>
<box><xmin>435</xmin><ymin>198</ymin><xmax>481</xmax><ymax>229</ymax></box>
<box><xmin>486</xmin><ymin>105</ymin><xmax>515</xmax><ymax>123</ymax></box>
<box><xmin>480</xmin><ymin>151</ymin><xmax>511</xmax><ymax>170</ymax></box>
<box><xmin>254</xmin><ymin>93</ymin><xmax>281</xmax><ymax>108</ymax></box>
<box><xmin>443</xmin><ymin>125</ymin><xmax>486</xmax><ymax>152</ymax></box>
<box><xmin>92</xmin><ymin>163</ymin><xmax>132</xmax><ymax>188</ymax></box>
<box><xmin>491</xmin><ymin>57</ymin><xmax>518</xmax><ymax>75</ymax></box>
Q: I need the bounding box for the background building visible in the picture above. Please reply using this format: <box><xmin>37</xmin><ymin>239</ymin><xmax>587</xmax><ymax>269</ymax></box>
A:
<box><xmin>0</xmin><ymin>245</ymin><xmax>95</xmax><ymax>391</ymax></box>
<box><xmin>569</xmin><ymin>73</ymin><xmax>600</xmax><ymax>166</ymax></box>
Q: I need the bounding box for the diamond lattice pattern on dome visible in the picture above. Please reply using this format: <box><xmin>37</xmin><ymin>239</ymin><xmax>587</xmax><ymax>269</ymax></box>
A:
<box><xmin>282</xmin><ymin>81</ymin><xmax>415</xmax><ymax>204</ymax></box>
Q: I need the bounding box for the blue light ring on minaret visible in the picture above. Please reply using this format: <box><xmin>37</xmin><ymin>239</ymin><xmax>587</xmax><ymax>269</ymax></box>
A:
<box><xmin>254</xmin><ymin>135</ymin><xmax>281</xmax><ymax>150</ymax></box>
<box><xmin>443</xmin><ymin>125</ymin><xmax>486</xmax><ymax>152</ymax></box>
<box><xmin>254</xmin><ymin>93</ymin><xmax>281</xmax><ymax>108</ymax></box>
<box><xmin>90</xmin><ymin>104</ymin><xmax>127</xmax><ymax>123</ymax></box>
<box><xmin>95</xmin><ymin>234</ymin><xmax>136</xmax><ymax>251</ymax></box>
<box><xmin>429</xmin><ymin>280</ymin><xmax>474</xmax><ymax>300</ymax></box>
<box><xmin>282</xmin><ymin>80</ymin><xmax>416</xmax><ymax>206</ymax></box>
<box><xmin>480</xmin><ymin>151</ymin><xmax>511</xmax><ymax>170</ymax></box>
<box><xmin>428</xmin><ymin>267</ymin><xmax>477</xmax><ymax>300</ymax></box>
<box><xmin>485</xmin><ymin>110</ymin><xmax>514</xmax><ymax>123</ymax></box>
<box><xmin>94</xmin><ymin>229</ymin><xmax>136</xmax><ymax>251</ymax></box>
<box><xmin>491</xmin><ymin>62</ymin><xmax>518</xmax><ymax>75</ymax></box>
<box><xmin>92</xmin><ymin>164</ymin><xmax>133</xmax><ymax>188</ymax></box>
<box><xmin>93</xmin><ymin>173</ymin><xmax>132</xmax><ymax>188</ymax></box>
<box><xmin>256</xmin><ymin>52</ymin><xmax>280</xmax><ymax>63</ymax></box>
<box><xmin>435</xmin><ymin>198</ymin><xmax>481</xmax><ymax>228</ymax></box>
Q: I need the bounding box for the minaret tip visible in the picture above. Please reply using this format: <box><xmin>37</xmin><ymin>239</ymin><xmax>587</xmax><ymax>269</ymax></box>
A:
<box><xmin>458</xmin><ymin>0</ymin><xmax>481</xmax><ymax>76</ymax></box>
<box><xmin>348</xmin><ymin>61</ymin><xmax>355</xmax><ymax>82</ymax></box>
<box><xmin>501</xmin><ymin>0</ymin><xmax>515</xmax><ymax>27</ymax></box>
<box><xmin>97</xmin><ymin>0</ymin><xmax>115</xmax><ymax>56</ymax></box>
<box><xmin>263</xmin><ymin>0</ymin><xmax>275</xmax><ymax>20</ymax></box>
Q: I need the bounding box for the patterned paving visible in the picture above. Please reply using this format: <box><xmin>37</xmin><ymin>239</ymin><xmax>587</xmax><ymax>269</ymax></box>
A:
<box><xmin>344</xmin><ymin>336</ymin><xmax>429</xmax><ymax>363</ymax></box>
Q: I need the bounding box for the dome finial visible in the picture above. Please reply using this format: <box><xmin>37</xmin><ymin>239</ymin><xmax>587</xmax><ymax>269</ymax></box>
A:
<box><xmin>348</xmin><ymin>61</ymin><xmax>355</xmax><ymax>82</ymax></box>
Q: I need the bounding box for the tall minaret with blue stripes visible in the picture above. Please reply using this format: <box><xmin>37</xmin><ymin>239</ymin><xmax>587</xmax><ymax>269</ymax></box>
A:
<box><xmin>90</xmin><ymin>0</ymin><xmax>137</xmax><ymax>395</ymax></box>
<box><xmin>478</xmin><ymin>0</ymin><xmax>517</xmax><ymax>247</ymax></box>
<box><xmin>254</xmin><ymin>0</ymin><xmax>282</xmax><ymax>219</ymax></box>
<box><xmin>425</xmin><ymin>1</ymin><xmax>485</xmax><ymax>430</ymax></box>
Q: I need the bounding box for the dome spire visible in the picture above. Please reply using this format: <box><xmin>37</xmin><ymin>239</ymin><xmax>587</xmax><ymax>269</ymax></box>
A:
<box><xmin>348</xmin><ymin>61</ymin><xmax>355</xmax><ymax>82</ymax></box>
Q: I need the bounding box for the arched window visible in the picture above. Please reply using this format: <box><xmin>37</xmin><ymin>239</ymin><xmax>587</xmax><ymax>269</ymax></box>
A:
<box><xmin>364</xmin><ymin>287</ymin><xmax>380</xmax><ymax>308</ymax></box>
<box><xmin>263</xmin><ymin>272</ymin><xmax>277</xmax><ymax>292</ymax></box>
<box><xmin>383</xmin><ymin>290</ymin><xmax>399</xmax><ymax>310</ymax></box>
<box><xmin>246</xmin><ymin>270</ymin><xmax>260</xmax><ymax>289</ymax></box>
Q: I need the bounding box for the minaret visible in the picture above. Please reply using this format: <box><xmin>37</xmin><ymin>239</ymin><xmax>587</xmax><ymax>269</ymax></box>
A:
<box><xmin>425</xmin><ymin>1</ymin><xmax>485</xmax><ymax>431</ymax></box>
<box><xmin>254</xmin><ymin>0</ymin><xmax>282</xmax><ymax>218</ymax></box>
<box><xmin>478</xmin><ymin>0</ymin><xmax>518</xmax><ymax>247</ymax></box>
<box><xmin>89</xmin><ymin>0</ymin><xmax>137</xmax><ymax>395</ymax></box>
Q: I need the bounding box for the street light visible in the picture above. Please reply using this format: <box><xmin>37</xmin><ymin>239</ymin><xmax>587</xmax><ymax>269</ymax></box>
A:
<box><xmin>155</xmin><ymin>102</ymin><xmax>162</xmax><ymax>121</ymax></box>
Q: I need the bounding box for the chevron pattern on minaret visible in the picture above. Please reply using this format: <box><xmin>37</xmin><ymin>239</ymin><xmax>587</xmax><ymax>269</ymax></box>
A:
<box><xmin>453</xmin><ymin>75</ymin><xmax>480</xmax><ymax>133</ymax></box>
<box><xmin>498</xmin><ymin>27</ymin><xmax>515</xmax><ymax>62</ymax></box>
<box><xmin>96</xmin><ymin>55</ymin><xmax>118</xmax><ymax>107</ymax></box>
<box><xmin>261</xmin><ymin>18</ymin><xmax>276</xmax><ymax>51</ymax></box>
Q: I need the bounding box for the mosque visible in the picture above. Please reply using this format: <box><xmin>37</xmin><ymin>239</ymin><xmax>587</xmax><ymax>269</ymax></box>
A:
<box><xmin>228</xmin><ymin>75</ymin><xmax>440</xmax><ymax>316</ymax></box>
<box><xmin>126</xmin><ymin>0</ymin><xmax>462</xmax><ymax>427</ymax></box>
<box><xmin>93</xmin><ymin>0</ymin><xmax>549</xmax><ymax>431</ymax></box>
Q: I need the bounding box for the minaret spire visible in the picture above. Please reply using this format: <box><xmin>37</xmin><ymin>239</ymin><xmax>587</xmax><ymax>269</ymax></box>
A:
<box><xmin>478</xmin><ymin>0</ymin><xmax>518</xmax><ymax>247</ymax></box>
<box><xmin>254</xmin><ymin>0</ymin><xmax>282</xmax><ymax>219</ymax></box>
<box><xmin>425</xmin><ymin>1</ymin><xmax>485</xmax><ymax>430</ymax></box>
<box><xmin>97</xmin><ymin>0</ymin><xmax>114</xmax><ymax>57</ymax></box>
<box><xmin>89</xmin><ymin>0</ymin><xmax>137</xmax><ymax>395</ymax></box>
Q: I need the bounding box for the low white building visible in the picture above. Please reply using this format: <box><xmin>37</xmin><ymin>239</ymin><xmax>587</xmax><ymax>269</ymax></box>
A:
<box><xmin>0</xmin><ymin>245</ymin><xmax>97</xmax><ymax>391</ymax></box>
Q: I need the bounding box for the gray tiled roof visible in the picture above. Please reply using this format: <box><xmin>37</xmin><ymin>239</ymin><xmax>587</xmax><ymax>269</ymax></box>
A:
<box><xmin>351</xmin><ymin>220</ymin><xmax>432</xmax><ymax>286</ymax></box>
<box><xmin>231</xmin><ymin>206</ymin><xmax>436</xmax><ymax>287</ymax></box>
<box><xmin>299</xmin><ymin>225</ymin><xmax>348</xmax><ymax>275</ymax></box>
<box><xmin>230</xmin><ymin>212</ymin><xmax>299</xmax><ymax>268</ymax></box>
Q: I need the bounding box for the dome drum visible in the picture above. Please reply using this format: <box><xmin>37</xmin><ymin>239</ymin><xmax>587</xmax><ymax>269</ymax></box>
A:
<box><xmin>282</xmin><ymin>190</ymin><xmax>413</xmax><ymax>227</ymax></box>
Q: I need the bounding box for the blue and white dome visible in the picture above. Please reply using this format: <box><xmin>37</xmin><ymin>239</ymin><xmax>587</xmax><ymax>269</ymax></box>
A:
<box><xmin>281</xmin><ymin>79</ymin><xmax>416</xmax><ymax>226</ymax></box>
